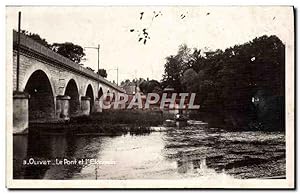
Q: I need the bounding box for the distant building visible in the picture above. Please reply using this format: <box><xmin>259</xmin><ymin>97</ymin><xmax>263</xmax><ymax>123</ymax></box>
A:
<box><xmin>120</xmin><ymin>81</ymin><xmax>141</xmax><ymax>95</ymax></box>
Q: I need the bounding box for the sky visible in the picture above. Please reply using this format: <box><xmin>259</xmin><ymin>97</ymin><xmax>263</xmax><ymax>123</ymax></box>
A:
<box><xmin>6</xmin><ymin>6</ymin><xmax>293</xmax><ymax>84</ymax></box>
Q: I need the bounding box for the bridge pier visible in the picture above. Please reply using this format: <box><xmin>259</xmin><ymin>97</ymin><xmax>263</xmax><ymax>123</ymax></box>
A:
<box><xmin>94</xmin><ymin>98</ymin><xmax>103</xmax><ymax>113</ymax></box>
<box><xmin>13</xmin><ymin>92</ymin><xmax>29</xmax><ymax>134</ymax></box>
<box><xmin>56</xmin><ymin>95</ymin><xmax>71</xmax><ymax>120</ymax></box>
<box><xmin>81</xmin><ymin>96</ymin><xmax>91</xmax><ymax>116</ymax></box>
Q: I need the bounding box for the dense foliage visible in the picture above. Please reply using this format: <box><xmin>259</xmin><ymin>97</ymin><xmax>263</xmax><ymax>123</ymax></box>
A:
<box><xmin>21</xmin><ymin>30</ymin><xmax>51</xmax><ymax>48</ymax></box>
<box><xmin>162</xmin><ymin>35</ymin><xmax>285</xmax><ymax>130</ymax></box>
<box><xmin>97</xmin><ymin>69</ymin><xmax>108</xmax><ymax>78</ymax></box>
<box><xmin>51</xmin><ymin>42</ymin><xmax>86</xmax><ymax>64</ymax></box>
<box><xmin>22</xmin><ymin>30</ymin><xmax>86</xmax><ymax>64</ymax></box>
<box><xmin>21</xmin><ymin>30</ymin><xmax>111</xmax><ymax>78</ymax></box>
<box><xmin>139</xmin><ymin>79</ymin><xmax>162</xmax><ymax>94</ymax></box>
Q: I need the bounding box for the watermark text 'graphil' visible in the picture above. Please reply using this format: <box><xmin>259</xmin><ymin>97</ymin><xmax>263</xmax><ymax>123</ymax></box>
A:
<box><xmin>99</xmin><ymin>93</ymin><xmax>200</xmax><ymax>110</ymax></box>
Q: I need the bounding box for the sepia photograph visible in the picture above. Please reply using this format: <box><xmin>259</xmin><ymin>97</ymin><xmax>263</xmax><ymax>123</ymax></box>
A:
<box><xmin>5</xmin><ymin>5</ymin><xmax>295</xmax><ymax>189</ymax></box>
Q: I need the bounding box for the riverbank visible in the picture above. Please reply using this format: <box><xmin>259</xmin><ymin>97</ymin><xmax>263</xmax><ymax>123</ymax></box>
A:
<box><xmin>29</xmin><ymin>110</ymin><xmax>174</xmax><ymax>135</ymax></box>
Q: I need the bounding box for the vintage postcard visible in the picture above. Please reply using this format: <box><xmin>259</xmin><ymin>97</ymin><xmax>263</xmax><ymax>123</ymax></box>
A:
<box><xmin>6</xmin><ymin>6</ymin><xmax>295</xmax><ymax>189</ymax></box>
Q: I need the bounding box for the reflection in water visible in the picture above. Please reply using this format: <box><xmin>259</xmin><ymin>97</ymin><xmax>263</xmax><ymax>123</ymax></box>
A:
<box><xmin>13</xmin><ymin>126</ymin><xmax>285</xmax><ymax>180</ymax></box>
<box><xmin>13</xmin><ymin>132</ymin><xmax>105</xmax><ymax>179</ymax></box>
<box><xmin>13</xmin><ymin>135</ymin><xmax>28</xmax><ymax>179</ymax></box>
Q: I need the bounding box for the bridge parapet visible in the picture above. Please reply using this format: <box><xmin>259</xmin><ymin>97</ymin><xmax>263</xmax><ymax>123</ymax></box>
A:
<box><xmin>13</xmin><ymin>30</ymin><xmax>125</xmax><ymax>93</ymax></box>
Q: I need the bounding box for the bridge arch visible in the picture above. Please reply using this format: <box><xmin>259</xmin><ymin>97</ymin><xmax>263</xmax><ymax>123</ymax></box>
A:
<box><xmin>106</xmin><ymin>90</ymin><xmax>111</xmax><ymax>101</ymax></box>
<box><xmin>21</xmin><ymin>64</ymin><xmax>55</xmax><ymax>95</ymax></box>
<box><xmin>112</xmin><ymin>91</ymin><xmax>116</xmax><ymax>101</ymax></box>
<box><xmin>64</xmin><ymin>79</ymin><xmax>80</xmax><ymax>116</ymax></box>
<box><xmin>98</xmin><ymin>87</ymin><xmax>103</xmax><ymax>99</ymax></box>
<box><xmin>85</xmin><ymin>84</ymin><xmax>94</xmax><ymax>113</ymax></box>
<box><xmin>24</xmin><ymin>70</ymin><xmax>55</xmax><ymax>121</ymax></box>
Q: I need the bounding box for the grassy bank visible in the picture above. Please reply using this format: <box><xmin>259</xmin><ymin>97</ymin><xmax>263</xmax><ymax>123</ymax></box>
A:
<box><xmin>29</xmin><ymin>110</ymin><xmax>173</xmax><ymax>135</ymax></box>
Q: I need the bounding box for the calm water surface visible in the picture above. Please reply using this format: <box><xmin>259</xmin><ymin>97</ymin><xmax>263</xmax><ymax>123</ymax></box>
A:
<box><xmin>13</xmin><ymin>126</ymin><xmax>285</xmax><ymax>180</ymax></box>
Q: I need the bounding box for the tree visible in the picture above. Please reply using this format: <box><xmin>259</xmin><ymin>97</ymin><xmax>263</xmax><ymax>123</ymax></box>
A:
<box><xmin>97</xmin><ymin>69</ymin><xmax>108</xmax><ymax>78</ymax></box>
<box><xmin>21</xmin><ymin>30</ymin><xmax>51</xmax><ymax>48</ymax></box>
<box><xmin>162</xmin><ymin>35</ymin><xmax>285</xmax><ymax>130</ymax></box>
<box><xmin>51</xmin><ymin>42</ymin><xmax>86</xmax><ymax>63</ymax></box>
<box><xmin>189</xmin><ymin>48</ymin><xmax>206</xmax><ymax>73</ymax></box>
<box><xmin>139</xmin><ymin>79</ymin><xmax>161</xmax><ymax>94</ymax></box>
<box><xmin>161</xmin><ymin>44</ymin><xmax>192</xmax><ymax>92</ymax></box>
<box><xmin>181</xmin><ymin>68</ymin><xmax>198</xmax><ymax>91</ymax></box>
<box><xmin>20</xmin><ymin>30</ymin><xmax>86</xmax><ymax>63</ymax></box>
<box><xmin>120</xmin><ymin>79</ymin><xmax>131</xmax><ymax>86</ymax></box>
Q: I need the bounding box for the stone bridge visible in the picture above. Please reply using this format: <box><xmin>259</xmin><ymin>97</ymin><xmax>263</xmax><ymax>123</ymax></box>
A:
<box><xmin>12</xmin><ymin>30</ymin><xmax>125</xmax><ymax>134</ymax></box>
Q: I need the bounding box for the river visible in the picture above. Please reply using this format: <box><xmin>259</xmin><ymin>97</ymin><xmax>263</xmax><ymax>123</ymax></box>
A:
<box><xmin>13</xmin><ymin>125</ymin><xmax>286</xmax><ymax>180</ymax></box>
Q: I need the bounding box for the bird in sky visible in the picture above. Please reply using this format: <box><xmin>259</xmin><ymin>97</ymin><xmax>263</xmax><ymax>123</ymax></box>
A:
<box><xmin>180</xmin><ymin>11</ymin><xmax>188</xmax><ymax>19</ymax></box>
<box><xmin>140</xmin><ymin>12</ymin><xmax>144</xmax><ymax>20</ymax></box>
